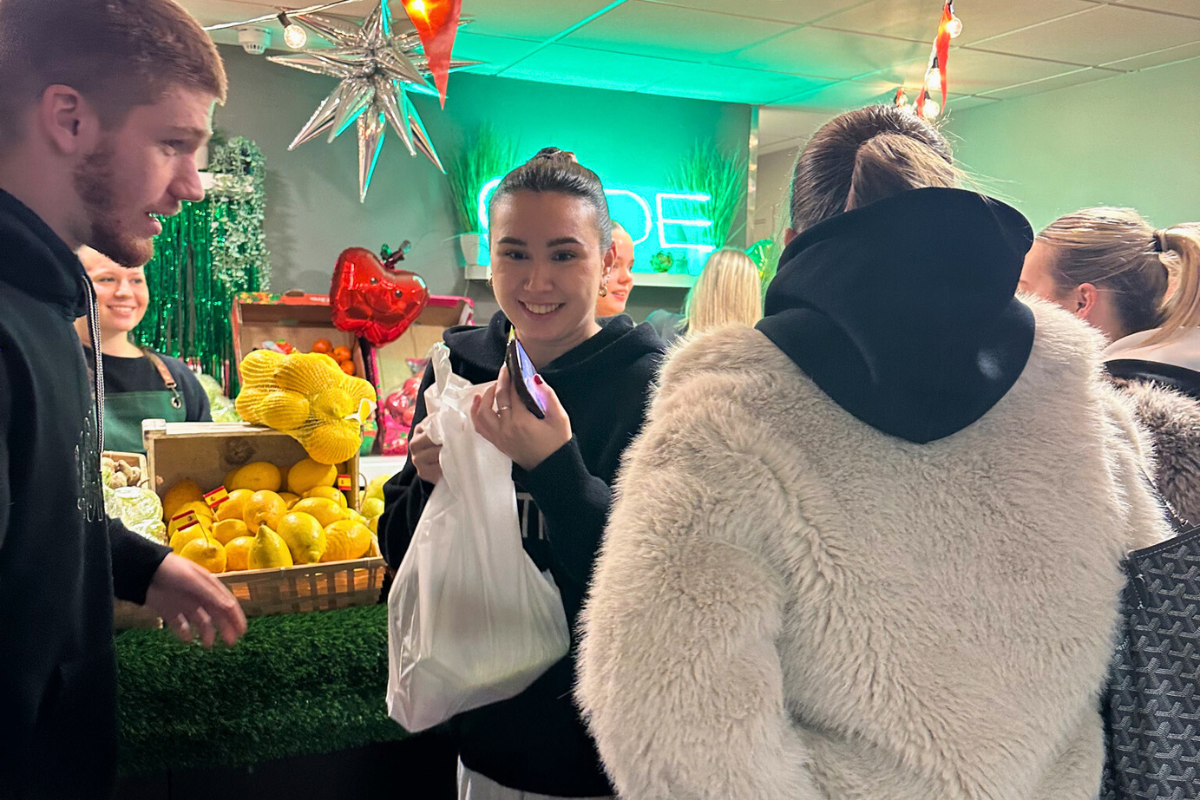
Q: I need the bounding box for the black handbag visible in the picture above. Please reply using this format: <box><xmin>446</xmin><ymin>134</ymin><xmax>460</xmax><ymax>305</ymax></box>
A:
<box><xmin>1102</xmin><ymin>518</ymin><xmax>1200</xmax><ymax>800</ymax></box>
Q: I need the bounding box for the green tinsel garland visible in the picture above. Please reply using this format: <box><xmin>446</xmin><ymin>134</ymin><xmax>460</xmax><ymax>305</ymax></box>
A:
<box><xmin>116</xmin><ymin>605</ymin><xmax>408</xmax><ymax>776</ymax></box>
<box><xmin>133</xmin><ymin>136</ymin><xmax>270</xmax><ymax>394</ymax></box>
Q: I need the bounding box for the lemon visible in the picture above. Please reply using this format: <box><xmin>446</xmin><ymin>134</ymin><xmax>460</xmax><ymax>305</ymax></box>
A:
<box><xmin>276</xmin><ymin>512</ymin><xmax>327</xmax><ymax>564</ymax></box>
<box><xmin>258</xmin><ymin>390</ymin><xmax>310</xmax><ymax>431</ymax></box>
<box><xmin>360</xmin><ymin>497</ymin><xmax>384</xmax><ymax>518</ymax></box>
<box><xmin>303</xmin><ymin>422</ymin><xmax>360</xmax><ymax>465</ymax></box>
<box><xmin>234</xmin><ymin>387</ymin><xmax>269</xmax><ymax>425</ymax></box>
<box><xmin>212</xmin><ymin>518</ymin><xmax>249</xmax><ymax>546</ymax></box>
<box><xmin>321</xmin><ymin>520</ymin><xmax>372</xmax><ymax>562</ymax></box>
<box><xmin>179</xmin><ymin>536</ymin><xmax>226</xmax><ymax>574</ymax></box>
<box><xmin>304</xmin><ymin>485</ymin><xmax>348</xmax><ymax>509</ymax></box>
<box><xmin>279</xmin><ymin>492</ymin><xmax>300</xmax><ymax>508</ymax></box>
<box><xmin>169</xmin><ymin>522</ymin><xmax>209</xmax><ymax>553</ymax></box>
<box><xmin>368</xmin><ymin>515</ymin><xmax>378</xmax><ymax>535</ymax></box>
<box><xmin>287</xmin><ymin>458</ymin><xmax>338</xmax><ymax>495</ymax></box>
<box><xmin>345</xmin><ymin>509</ymin><xmax>368</xmax><ymax>525</ymax></box>
<box><xmin>227</xmin><ymin>461</ymin><xmax>282</xmax><ymax>493</ymax></box>
<box><xmin>243</xmin><ymin>490</ymin><xmax>287</xmax><ymax>531</ymax></box>
<box><xmin>224</xmin><ymin>536</ymin><xmax>255</xmax><ymax>571</ymax></box>
<box><xmin>248</xmin><ymin>525</ymin><xmax>293</xmax><ymax>569</ymax></box>
<box><xmin>364</xmin><ymin>475</ymin><xmax>388</xmax><ymax>504</ymax></box>
<box><xmin>162</xmin><ymin>479</ymin><xmax>205</xmax><ymax>519</ymax></box>
<box><xmin>239</xmin><ymin>349</ymin><xmax>285</xmax><ymax>385</ymax></box>
<box><xmin>291</xmin><ymin>497</ymin><xmax>345</xmax><ymax>528</ymax></box>
<box><xmin>216</xmin><ymin>488</ymin><xmax>253</xmax><ymax>522</ymax></box>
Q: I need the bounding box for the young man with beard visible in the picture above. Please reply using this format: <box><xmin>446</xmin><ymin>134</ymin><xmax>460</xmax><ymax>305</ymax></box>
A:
<box><xmin>0</xmin><ymin>1</ymin><xmax>246</xmax><ymax>797</ymax></box>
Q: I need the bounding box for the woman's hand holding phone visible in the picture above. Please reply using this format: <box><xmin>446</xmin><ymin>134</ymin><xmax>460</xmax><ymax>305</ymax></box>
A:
<box><xmin>471</xmin><ymin>364</ymin><xmax>572</xmax><ymax>472</ymax></box>
<box><xmin>409</xmin><ymin>418</ymin><xmax>444</xmax><ymax>485</ymax></box>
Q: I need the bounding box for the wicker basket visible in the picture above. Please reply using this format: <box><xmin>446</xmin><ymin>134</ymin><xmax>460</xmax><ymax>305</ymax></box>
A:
<box><xmin>113</xmin><ymin>557</ymin><xmax>387</xmax><ymax>629</ymax></box>
<box><xmin>219</xmin><ymin>557</ymin><xmax>387</xmax><ymax>617</ymax></box>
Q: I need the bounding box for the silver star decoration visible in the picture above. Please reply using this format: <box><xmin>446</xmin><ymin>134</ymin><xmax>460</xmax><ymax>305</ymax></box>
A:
<box><xmin>267</xmin><ymin>0</ymin><xmax>480</xmax><ymax>202</ymax></box>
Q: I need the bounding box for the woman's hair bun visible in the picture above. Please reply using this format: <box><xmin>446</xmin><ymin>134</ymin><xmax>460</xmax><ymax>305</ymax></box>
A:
<box><xmin>533</xmin><ymin>147</ymin><xmax>577</xmax><ymax>163</ymax></box>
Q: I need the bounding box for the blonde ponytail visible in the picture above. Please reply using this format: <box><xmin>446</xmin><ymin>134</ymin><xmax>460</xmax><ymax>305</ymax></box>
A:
<box><xmin>1153</xmin><ymin>223</ymin><xmax>1200</xmax><ymax>344</ymax></box>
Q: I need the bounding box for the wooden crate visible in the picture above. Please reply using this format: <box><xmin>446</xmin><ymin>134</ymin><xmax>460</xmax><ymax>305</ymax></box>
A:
<box><xmin>103</xmin><ymin>451</ymin><xmax>150</xmax><ymax>489</ymax></box>
<box><xmin>115</xmin><ymin>422</ymin><xmax>375</xmax><ymax>629</ymax></box>
<box><xmin>143</xmin><ymin>421</ymin><xmax>359</xmax><ymax>510</ymax></box>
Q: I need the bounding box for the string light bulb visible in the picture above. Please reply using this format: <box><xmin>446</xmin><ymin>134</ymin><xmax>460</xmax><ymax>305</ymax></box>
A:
<box><xmin>926</xmin><ymin>69</ymin><xmax>941</xmax><ymax>92</ymax></box>
<box><xmin>945</xmin><ymin>14</ymin><xmax>963</xmax><ymax>38</ymax></box>
<box><xmin>921</xmin><ymin>98</ymin><xmax>941</xmax><ymax>119</ymax></box>
<box><xmin>279</xmin><ymin>12</ymin><xmax>307</xmax><ymax>49</ymax></box>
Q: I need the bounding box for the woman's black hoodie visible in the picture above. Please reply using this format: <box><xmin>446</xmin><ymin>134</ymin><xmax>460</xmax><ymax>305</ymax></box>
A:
<box><xmin>380</xmin><ymin>310</ymin><xmax>664</xmax><ymax>797</ymax></box>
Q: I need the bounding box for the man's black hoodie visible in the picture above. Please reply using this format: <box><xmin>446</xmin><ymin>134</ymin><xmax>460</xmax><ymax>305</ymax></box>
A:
<box><xmin>381</xmin><ymin>311</ymin><xmax>664</xmax><ymax>797</ymax></box>
<box><xmin>0</xmin><ymin>189</ymin><xmax>170</xmax><ymax>798</ymax></box>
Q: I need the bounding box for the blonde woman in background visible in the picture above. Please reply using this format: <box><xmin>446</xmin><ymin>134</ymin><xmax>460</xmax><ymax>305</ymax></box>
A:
<box><xmin>1020</xmin><ymin>208</ymin><xmax>1200</xmax><ymax>523</ymax></box>
<box><xmin>646</xmin><ymin>248</ymin><xmax>763</xmax><ymax>345</ymax></box>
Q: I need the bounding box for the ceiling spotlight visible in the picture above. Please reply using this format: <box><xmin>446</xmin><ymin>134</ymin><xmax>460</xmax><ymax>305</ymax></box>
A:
<box><xmin>945</xmin><ymin>15</ymin><xmax>963</xmax><ymax>38</ymax></box>
<box><xmin>279</xmin><ymin>12</ymin><xmax>307</xmax><ymax>49</ymax></box>
<box><xmin>237</xmin><ymin>26</ymin><xmax>271</xmax><ymax>55</ymax></box>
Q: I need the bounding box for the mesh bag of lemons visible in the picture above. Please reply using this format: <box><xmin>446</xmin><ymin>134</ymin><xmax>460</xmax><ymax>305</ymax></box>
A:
<box><xmin>235</xmin><ymin>350</ymin><xmax>377</xmax><ymax>465</ymax></box>
<box><xmin>159</xmin><ymin>459</ymin><xmax>386</xmax><ymax>574</ymax></box>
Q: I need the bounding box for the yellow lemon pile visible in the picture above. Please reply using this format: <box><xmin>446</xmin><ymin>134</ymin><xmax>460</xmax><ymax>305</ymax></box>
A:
<box><xmin>236</xmin><ymin>350</ymin><xmax>377</xmax><ymax>465</ymax></box>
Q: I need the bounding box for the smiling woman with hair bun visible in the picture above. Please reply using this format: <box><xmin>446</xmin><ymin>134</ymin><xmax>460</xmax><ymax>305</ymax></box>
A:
<box><xmin>378</xmin><ymin>147</ymin><xmax>664</xmax><ymax>799</ymax></box>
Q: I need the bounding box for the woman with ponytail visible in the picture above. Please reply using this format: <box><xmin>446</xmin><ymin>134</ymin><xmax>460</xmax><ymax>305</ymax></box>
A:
<box><xmin>1021</xmin><ymin>209</ymin><xmax>1200</xmax><ymax>522</ymax></box>
<box><xmin>379</xmin><ymin>148</ymin><xmax>663</xmax><ymax>799</ymax></box>
<box><xmin>578</xmin><ymin>106</ymin><xmax>1170</xmax><ymax>800</ymax></box>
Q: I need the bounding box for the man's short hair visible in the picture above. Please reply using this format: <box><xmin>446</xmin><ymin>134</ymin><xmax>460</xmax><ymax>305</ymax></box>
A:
<box><xmin>0</xmin><ymin>0</ymin><xmax>227</xmax><ymax>143</ymax></box>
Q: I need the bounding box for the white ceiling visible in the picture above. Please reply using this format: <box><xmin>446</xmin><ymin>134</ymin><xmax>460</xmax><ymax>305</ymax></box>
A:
<box><xmin>186</xmin><ymin>0</ymin><xmax>1200</xmax><ymax>153</ymax></box>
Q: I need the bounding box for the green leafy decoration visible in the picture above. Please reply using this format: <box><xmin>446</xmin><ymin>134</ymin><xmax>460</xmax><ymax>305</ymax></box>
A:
<box><xmin>667</xmin><ymin>141</ymin><xmax>749</xmax><ymax>255</ymax></box>
<box><xmin>446</xmin><ymin>124</ymin><xmax>521</xmax><ymax>233</ymax></box>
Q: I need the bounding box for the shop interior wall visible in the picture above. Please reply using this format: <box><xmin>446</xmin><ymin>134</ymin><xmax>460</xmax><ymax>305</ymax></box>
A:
<box><xmin>752</xmin><ymin>146</ymin><xmax>799</xmax><ymax>245</ymax></box>
<box><xmin>213</xmin><ymin>46</ymin><xmax>752</xmax><ymax>324</ymax></box>
<box><xmin>944</xmin><ymin>56</ymin><xmax>1200</xmax><ymax>232</ymax></box>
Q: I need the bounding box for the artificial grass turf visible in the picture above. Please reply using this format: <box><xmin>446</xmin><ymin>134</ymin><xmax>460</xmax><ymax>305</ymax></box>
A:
<box><xmin>115</xmin><ymin>603</ymin><xmax>408</xmax><ymax>776</ymax></box>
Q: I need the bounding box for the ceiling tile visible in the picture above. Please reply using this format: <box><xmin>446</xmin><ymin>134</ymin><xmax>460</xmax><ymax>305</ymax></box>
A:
<box><xmin>641</xmin><ymin>63</ymin><xmax>834</xmax><ymax>103</ymax></box>
<box><xmin>498</xmin><ymin>44</ymin><xmax>689</xmax><ymax>93</ymax></box>
<box><xmin>563</xmin><ymin>1</ymin><xmax>796</xmax><ymax>61</ymax></box>
<box><xmin>1113</xmin><ymin>0</ymin><xmax>1200</xmax><ymax>19</ymax></box>
<box><xmin>978</xmin><ymin>66</ymin><xmax>1119</xmax><ymax>99</ymax></box>
<box><xmin>640</xmin><ymin>0</ymin><xmax>870</xmax><ymax>25</ymax></box>
<box><xmin>979</xmin><ymin>5</ymin><xmax>1200</xmax><ymax>66</ymax></box>
<box><xmin>450</xmin><ymin>33</ymin><xmax>542</xmax><ymax>72</ymax></box>
<box><xmin>459</xmin><ymin>0</ymin><xmax>619</xmax><ymax>40</ymax></box>
<box><xmin>819</xmin><ymin>0</ymin><xmax>1098</xmax><ymax>46</ymax></box>
<box><xmin>773</xmin><ymin>77</ymin><xmax>900</xmax><ymax>110</ymax></box>
<box><xmin>943</xmin><ymin>94</ymin><xmax>1002</xmax><ymax>112</ymax></box>
<box><xmin>1099</xmin><ymin>39</ymin><xmax>1200</xmax><ymax>70</ymax></box>
<box><xmin>721</xmin><ymin>26</ymin><xmax>927</xmax><ymax>79</ymax></box>
<box><xmin>928</xmin><ymin>48</ymin><xmax>1094</xmax><ymax>95</ymax></box>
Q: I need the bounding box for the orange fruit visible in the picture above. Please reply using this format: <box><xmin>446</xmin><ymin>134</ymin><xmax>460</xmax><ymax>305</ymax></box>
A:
<box><xmin>339</xmin><ymin>360</ymin><xmax>355</xmax><ymax>376</ymax></box>
<box><xmin>243</xmin><ymin>490</ymin><xmax>287</xmax><ymax>531</ymax></box>
<box><xmin>331</xmin><ymin>345</ymin><xmax>351</xmax><ymax>363</ymax></box>
<box><xmin>311</xmin><ymin>339</ymin><xmax>332</xmax><ymax>355</ymax></box>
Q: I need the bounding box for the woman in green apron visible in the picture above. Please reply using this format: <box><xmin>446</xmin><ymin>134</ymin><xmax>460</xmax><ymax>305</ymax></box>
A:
<box><xmin>74</xmin><ymin>246</ymin><xmax>210</xmax><ymax>453</ymax></box>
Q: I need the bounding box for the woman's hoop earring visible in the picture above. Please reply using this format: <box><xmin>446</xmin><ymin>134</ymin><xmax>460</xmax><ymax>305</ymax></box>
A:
<box><xmin>598</xmin><ymin>282</ymin><xmax>608</xmax><ymax>298</ymax></box>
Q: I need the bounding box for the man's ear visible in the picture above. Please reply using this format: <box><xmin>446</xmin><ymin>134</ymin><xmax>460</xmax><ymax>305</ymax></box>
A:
<box><xmin>38</xmin><ymin>85</ymin><xmax>102</xmax><ymax>156</ymax></box>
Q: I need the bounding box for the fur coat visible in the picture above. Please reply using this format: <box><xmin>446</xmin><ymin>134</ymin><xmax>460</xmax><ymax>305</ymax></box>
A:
<box><xmin>577</xmin><ymin>301</ymin><xmax>1171</xmax><ymax>800</ymax></box>
<box><xmin>1115</xmin><ymin>378</ymin><xmax>1200</xmax><ymax>526</ymax></box>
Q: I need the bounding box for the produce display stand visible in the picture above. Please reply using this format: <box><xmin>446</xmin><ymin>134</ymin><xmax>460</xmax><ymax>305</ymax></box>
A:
<box><xmin>114</xmin><ymin>421</ymin><xmax>383</xmax><ymax>629</ymax></box>
<box><xmin>113</xmin><ymin>605</ymin><xmax>458</xmax><ymax>800</ymax></box>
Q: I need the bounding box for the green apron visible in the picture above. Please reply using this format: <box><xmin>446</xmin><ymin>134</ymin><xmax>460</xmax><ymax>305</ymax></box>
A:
<box><xmin>103</xmin><ymin>350</ymin><xmax>187</xmax><ymax>454</ymax></box>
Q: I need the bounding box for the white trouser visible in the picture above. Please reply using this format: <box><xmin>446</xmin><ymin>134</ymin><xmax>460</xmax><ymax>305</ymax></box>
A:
<box><xmin>457</xmin><ymin>760</ymin><xmax>614</xmax><ymax>800</ymax></box>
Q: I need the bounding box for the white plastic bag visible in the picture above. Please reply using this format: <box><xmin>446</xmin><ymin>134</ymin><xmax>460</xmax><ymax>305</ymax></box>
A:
<box><xmin>386</xmin><ymin>343</ymin><xmax>571</xmax><ymax>733</ymax></box>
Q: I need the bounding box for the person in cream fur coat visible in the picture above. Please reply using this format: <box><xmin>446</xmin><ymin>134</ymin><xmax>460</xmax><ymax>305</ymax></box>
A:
<box><xmin>577</xmin><ymin>107</ymin><xmax>1172</xmax><ymax>800</ymax></box>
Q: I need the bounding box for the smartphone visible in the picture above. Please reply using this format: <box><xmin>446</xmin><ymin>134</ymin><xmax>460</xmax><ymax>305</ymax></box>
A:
<box><xmin>505</xmin><ymin>328</ymin><xmax>546</xmax><ymax>419</ymax></box>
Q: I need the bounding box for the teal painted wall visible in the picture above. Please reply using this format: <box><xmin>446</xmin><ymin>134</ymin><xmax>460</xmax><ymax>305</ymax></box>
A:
<box><xmin>213</xmin><ymin>46</ymin><xmax>751</xmax><ymax>322</ymax></box>
<box><xmin>945</xmin><ymin>57</ymin><xmax>1200</xmax><ymax>232</ymax></box>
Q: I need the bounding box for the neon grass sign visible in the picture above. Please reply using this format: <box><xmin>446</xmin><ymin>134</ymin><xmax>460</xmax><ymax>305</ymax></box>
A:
<box><xmin>477</xmin><ymin>178</ymin><xmax>715</xmax><ymax>255</ymax></box>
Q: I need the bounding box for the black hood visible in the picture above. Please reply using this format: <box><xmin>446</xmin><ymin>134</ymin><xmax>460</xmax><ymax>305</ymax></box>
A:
<box><xmin>756</xmin><ymin>187</ymin><xmax>1036</xmax><ymax>444</ymax></box>
<box><xmin>443</xmin><ymin>310</ymin><xmax>663</xmax><ymax>383</ymax></box>
<box><xmin>0</xmin><ymin>188</ymin><xmax>88</xmax><ymax>316</ymax></box>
